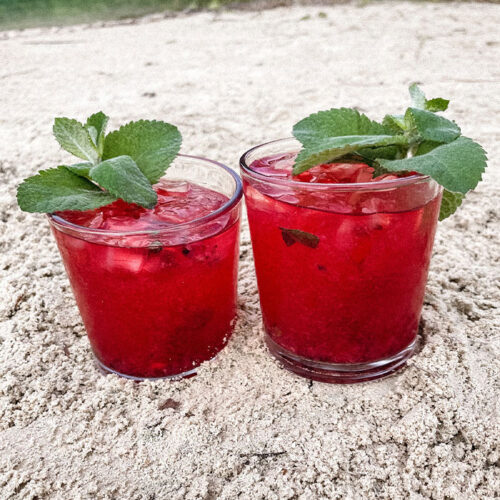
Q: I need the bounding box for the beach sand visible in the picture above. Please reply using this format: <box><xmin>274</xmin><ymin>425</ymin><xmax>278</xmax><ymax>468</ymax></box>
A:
<box><xmin>0</xmin><ymin>2</ymin><xmax>499</xmax><ymax>498</ymax></box>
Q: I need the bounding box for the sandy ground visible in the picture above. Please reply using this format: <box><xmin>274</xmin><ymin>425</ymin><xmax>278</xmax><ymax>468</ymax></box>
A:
<box><xmin>0</xmin><ymin>2</ymin><xmax>499</xmax><ymax>499</ymax></box>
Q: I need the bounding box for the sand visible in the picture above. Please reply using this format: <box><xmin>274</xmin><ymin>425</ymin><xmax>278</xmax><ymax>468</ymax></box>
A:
<box><xmin>0</xmin><ymin>2</ymin><xmax>499</xmax><ymax>498</ymax></box>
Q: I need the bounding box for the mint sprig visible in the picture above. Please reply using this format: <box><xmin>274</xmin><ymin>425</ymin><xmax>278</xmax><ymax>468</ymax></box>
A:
<box><xmin>17</xmin><ymin>113</ymin><xmax>182</xmax><ymax>213</ymax></box>
<box><xmin>292</xmin><ymin>85</ymin><xmax>487</xmax><ymax>220</ymax></box>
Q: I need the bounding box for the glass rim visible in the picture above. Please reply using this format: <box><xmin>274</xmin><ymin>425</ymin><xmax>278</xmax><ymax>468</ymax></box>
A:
<box><xmin>239</xmin><ymin>137</ymin><xmax>432</xmax><ymax>192</ymax></box>
<box><xmin>48</xmin><ymin>154</ymin><xmax>243</xmax><ymax>237</ymax></box>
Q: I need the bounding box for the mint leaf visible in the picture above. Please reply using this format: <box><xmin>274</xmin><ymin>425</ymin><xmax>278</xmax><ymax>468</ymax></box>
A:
<box><xmin>53</xmin><ymin>118</ymin><xmax>98</xmax><ymax>164</ymax></box>
<box><xmin>89</xmin><ymin>156</ymin><xmax>157</xmax><ymax>209</ymax></box>
<box><xmin>409</xmin><ymin>84</ymin><xmax>449</xmax><ymax>113</ymax></box>
<box><xmin>382</xmin><ymin>114</ymin><xmax>406</xmax><ymax>134</ymax></box>
<box><xmin>378</xmin><ymin>136</ymin><xmax>487</xmax><ymax>194</ymax></box>
<box><xmin>17</xmin><ymin>166</ymin><xmax>116</xmax><ymax>213</ymax></box>
<box><xmin>294</xmin><ymin>108</ymin><xmax>387</xmax><ymax>146</ymax></box>
<box><xmin>280</xmin><ymin>228</ymin><xmax>319</xmax><ymax>248</ymax></box>
<box><xmin>354</xmin><ymin>144</ymin><xmax>403</xmax><ymax>162</ymax></box>
<box><xmin>66</xmin><ymin>162</ymin><xmax>92</xmax><ymax>178</ymax></box>
<box><xmin>415</xmin><ymin>141</ymin><xmax>441</xmax><ymax>156</ymax></box>
<box><xmin>292</xmin><ymin>108</ymin><xmax>405</xmax><ymax>173</ymax></box>
<box><xmin>103</xmin><ymin>120</ymin><xmax>181</xmax><ymax>184</ymax></box>
<box><xmin>85</xmin><ymin>112</ymin><xmax>109</xmax><ymax>156</ymax></box>
<box><xmin>440</xmin><ymin>190</ymin><xmax>464</xmax><ymax>221</ymax></box>
<box><xmin>425</xmin><ymin>98</ymin><xmax>449</xmax><ymax>112</ymax></box>
<box><xmin>409</xmin><ymin>83</ymin><xmax>427</xmax><ymax>109</ymax></box>
<box><xmin>405</xmin><ymin>107</ymin><xmax>460</xmax><ymax>144</ymax></box>
<box><xmin>293</xmin><ymin>135</ymin><xmax>407</xmax><ymax>174</ymax></box>
<box><xmin>86</xmin><ymin>127</ymin><xmax>98</xmax><ymax>146</ymax></box>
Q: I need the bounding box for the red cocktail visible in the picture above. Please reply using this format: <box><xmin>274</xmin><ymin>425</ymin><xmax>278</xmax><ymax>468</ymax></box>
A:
<box><xmin>49</xmin><ymin>156</ymin><xmax>242</xmax><ymax>380</ymax></box>
<box><xmin>241</xmin><ymin>139</ymin><xmax>442</xmax><ymax>383</ymax></box>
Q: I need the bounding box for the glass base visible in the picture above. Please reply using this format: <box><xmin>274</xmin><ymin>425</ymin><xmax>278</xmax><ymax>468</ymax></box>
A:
<box><xmin>94</xmin><ymin>358</ymin><xmax>198</xmax><ymax>381</ymax></box>
<box><xmin>265</xmin><ymin>333</ymin><xmax>418</xmax><ymax>384</ymax></box>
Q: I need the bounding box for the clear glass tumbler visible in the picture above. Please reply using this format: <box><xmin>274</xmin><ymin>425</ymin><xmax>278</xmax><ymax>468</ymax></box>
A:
<box><xmin>241</xmin><ymin>138</ymin><xmax>442</xmax><ymax>383</ymax></box>
<box><xmin>49</xmin><ymin>155</ymin><xmax>242</xmax><ymax>380</ymax></box>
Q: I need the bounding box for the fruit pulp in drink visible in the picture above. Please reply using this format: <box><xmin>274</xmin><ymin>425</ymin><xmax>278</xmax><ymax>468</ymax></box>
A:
<box><xmin>52</xmin><ymin>179</ymin><xmax>240</xmax><ymax>378</ymax></box>
<box><xmin>244</xmin><ymin>154</ymin><xmax>441</xmax><ymax>364</ymax></box>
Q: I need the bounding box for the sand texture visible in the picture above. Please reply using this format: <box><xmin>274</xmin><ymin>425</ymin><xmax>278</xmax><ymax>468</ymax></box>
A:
<box><xmin>0</xmin><ymin>2</ymin><xmax>499</xmax><ymax>498</ymax></box>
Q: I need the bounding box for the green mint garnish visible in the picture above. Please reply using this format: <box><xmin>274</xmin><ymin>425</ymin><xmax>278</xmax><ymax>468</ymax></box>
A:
<box><xmin>408</xmin><ymin>83</ymin><xmax>449</xmax><ymax>112</ymax></box>
<box><xmin>85</xmin><ymin>111</ymin><xmax>109</xmax><ymax>157</ymax></box>
<box><xmin>293</xmin><ymin>108</ymin><xmax>406</xmax><ymax>174</ymax></box>
<box><xmin>88</xmin><ymin>156</ymin><xmax>158</xmax><ymax>208</ymax></box>
<box><xmin>378</xmin><ymin>136</ymin><xmax>486</xmax><ymax>194</ymax></box>
<box><xmin>103</xmin><ymin>120</ymin><xmax>181</xmax><ymax>184</ymax></box>
<box><xmin>16</xmin><ymin>166</ymin><xmax>117</xmax><ymax>213</ymax></box>
<box><xmin>404</xmin><ymin>107</ymin><xmax>460</xmax><ymax>144</ymax></box>
<box><xmin>292</xmin><ymin>84</ymin><xmax>487</xmax><ymax>220</ymax></box>
<box><xmin>53</xmin><ymin>118</ymin><xmax>99</xmax><ymax>164</ymax></box>
<box><xmin>65</xmin><ymin>162</ymin><xmax>93</xmax><ymax>178</ymax></box>
<box><xmin>17</xmin><ymin>113</ymin><xmax>182</xmax><ymax>213</ymax></box>
<box><xmin>280</xmin><ymin>228</ymin><xmax>320</xmax><ymax>249</ymax></box>
<box><xmin>439</xmin><ymin>190</ymin><xmax>464</xmax><ymax>221</ymax></box>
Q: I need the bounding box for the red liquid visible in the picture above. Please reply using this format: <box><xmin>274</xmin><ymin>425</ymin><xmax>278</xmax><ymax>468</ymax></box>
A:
<box><xmin>51</xmin><ymin>179</ymin><xmax>240</xmax><ymax>378</ymax></box>
<box><xmin>244</xmin><ymin>154</ymin><xmax>441</xmax><ymax>366</ymax></box>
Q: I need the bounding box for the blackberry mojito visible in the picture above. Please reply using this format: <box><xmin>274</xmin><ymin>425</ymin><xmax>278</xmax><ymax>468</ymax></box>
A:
<box><xmin>49</xmin><ymin>156</ymin><xmax>242</xmax><ymax>379</ymax></box>
<box><xmin>241</xmin><ymin>138</ymin><xmax>442</xmax><ymax>383</ymax></box>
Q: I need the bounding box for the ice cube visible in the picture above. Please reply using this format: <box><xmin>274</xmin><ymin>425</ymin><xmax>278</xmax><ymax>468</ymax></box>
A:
<box><xmin>104</xmin><ymin>247</ymin><xmax>146</xmax><ymax>274</ymax></box>
<box><xmin>156</xmin><ymin>179</ymin><xmax>191</xmax><ymax>193</ymax></box>
<box><xmin>86</xmin><ymin>212</ymin><xmax>104</xmax><ymax>229</ymax></box>
<box><xmin>246</xmin><ymin>184</ymin><xmax>299</xmax><ymax>214</ymax></box>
